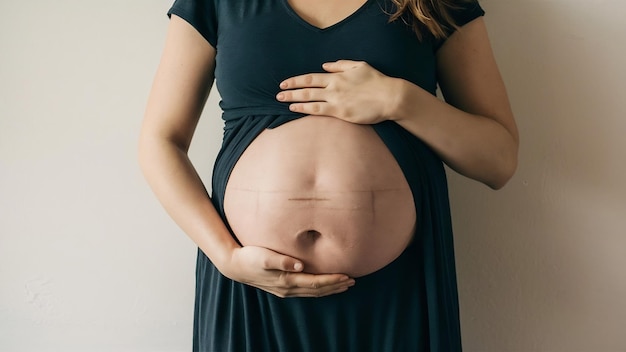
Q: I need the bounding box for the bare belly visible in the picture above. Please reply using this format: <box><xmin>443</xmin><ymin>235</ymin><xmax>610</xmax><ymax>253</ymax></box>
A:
<box><xmin>223</xmin><ymin>116</ymin><xmax>416</xmax><ymax>277</ymax></box>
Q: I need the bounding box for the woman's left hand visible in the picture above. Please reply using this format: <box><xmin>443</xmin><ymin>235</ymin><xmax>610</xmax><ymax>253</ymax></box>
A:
<box><xmin>277</xmin><ymin>60</ymin><xmax>399</xmax><ymax>124</ymax></box>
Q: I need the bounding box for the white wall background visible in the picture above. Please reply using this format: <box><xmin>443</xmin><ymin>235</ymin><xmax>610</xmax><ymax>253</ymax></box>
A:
<box><xmin>449</xmin><ymin>1</ymin><xmax>626</xmax><ymax>351</ymax></box>
<box><xmin>1</xmin><ymin>0</ymin><xmax>624</xmax><ymax>351</ymax></box>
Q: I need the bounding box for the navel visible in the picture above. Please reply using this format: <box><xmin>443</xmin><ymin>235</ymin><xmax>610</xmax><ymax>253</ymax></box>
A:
<box><xmin>296</xmin><ymin>229</ymin><xmax>322</xmax><ymax>246</ymax></box>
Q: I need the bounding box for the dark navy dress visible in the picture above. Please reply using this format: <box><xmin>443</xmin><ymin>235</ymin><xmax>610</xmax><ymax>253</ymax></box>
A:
<box><xmin>167</xmin><ymin>0</ymin><xmax>484</xmax><ymax>350</ymax></box>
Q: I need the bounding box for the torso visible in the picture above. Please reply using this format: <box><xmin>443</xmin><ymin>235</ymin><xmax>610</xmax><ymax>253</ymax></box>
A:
<box><xmin>168</xmin><ymin>0</ymin><xmax>480</xmax><ymax>344</ymax></box>
<box><xmin>215</xmin><ymin>0</ymin><xmax>438</xmax><ymax>277</ymax></box>
<box><xmin>224</xmin><ymin>116</ymin><xmax>416</xmax><ymax>277</ymax></box>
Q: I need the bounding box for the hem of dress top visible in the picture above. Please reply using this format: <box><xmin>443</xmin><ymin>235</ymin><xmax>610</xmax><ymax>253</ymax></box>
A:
<box><xmin>221</xmin><ymin>107</ymin><xmax>304</xmax><ymax>120</ymax></box>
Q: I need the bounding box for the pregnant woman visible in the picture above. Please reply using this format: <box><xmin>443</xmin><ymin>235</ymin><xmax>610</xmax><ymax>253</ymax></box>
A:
<box><xmin>138</xmin><ymin>0</ymin><xmax>518</xmax><ymax>350</ymax></box>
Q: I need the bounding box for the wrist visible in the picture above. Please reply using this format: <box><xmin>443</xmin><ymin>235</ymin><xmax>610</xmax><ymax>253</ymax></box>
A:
<box><xmin>384</xmin><ymin>77</ymin><xmax>409</xmax><ymax>122</ymax></box>
<box><xmin>213</xmin><ymin>244</ymin><xmax>241</xmax><ymax>281</ymax></box>
<box><xmin>198</xmin><ymin>231</ymin><xmax>241</xmax><ymax>278</ymax></box>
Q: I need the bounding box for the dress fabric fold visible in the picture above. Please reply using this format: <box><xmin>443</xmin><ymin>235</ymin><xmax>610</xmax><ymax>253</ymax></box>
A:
<box><xmin>165</xmin><ymin>0</ymin><xmax>486</xmax><ymax>350</ymax></box>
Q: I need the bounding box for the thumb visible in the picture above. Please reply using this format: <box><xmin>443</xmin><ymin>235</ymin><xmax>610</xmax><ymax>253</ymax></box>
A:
<box><xmin>322</xmin><ymin>60</ymin><xmax>362</xmax><ymax>72</ymax></box>
<box><xmin>265</xmin><ymin>250</ymin><xmax>304</xmax><ymax>272</ymax></box>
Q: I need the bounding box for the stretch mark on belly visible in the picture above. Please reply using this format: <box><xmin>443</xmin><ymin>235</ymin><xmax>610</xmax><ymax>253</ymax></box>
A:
<box><xmin>288</xmin><ymin>198</ymin><xmax>330</xmax><ymax>201</ymax></box>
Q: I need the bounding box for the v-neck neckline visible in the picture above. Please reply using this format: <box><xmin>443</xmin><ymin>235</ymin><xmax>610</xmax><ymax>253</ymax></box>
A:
<box><xmin>282</xmin><ymin>0</ymin><xmax>373</xmax><ymax>33</ymax></box>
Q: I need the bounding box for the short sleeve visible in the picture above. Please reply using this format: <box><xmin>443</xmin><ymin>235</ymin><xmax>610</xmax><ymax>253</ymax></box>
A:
<box><xmin>167</xmin><ymin>0</ymin><xmax>218</xmax><ymax>48</ymax></box>
<box><xmin>448</xmin><ymin>1</ymin><xmax>484</xmax><ymax>28</ymax></box>
<box><xmin>435</xmin><ymin>0</ymin><xmax>485</xmax><ymax>50</ymax></box>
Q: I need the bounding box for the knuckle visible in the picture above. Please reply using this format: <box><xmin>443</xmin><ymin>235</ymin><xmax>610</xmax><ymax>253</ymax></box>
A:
<box><xmin>278</xmin><ymin>256</ymin><xmax>287</xmax><ymax>268</ymax></box>
<box><xmin>261</xmin><ymin>257</ymin><xmax>272</xmax><ymax>269</ymax></box>
<box><xmin>278</xmin><ymin>272</ymin><xmax>294</xmax><ymax>288</ymax></box>
<box><xmin>277</xmin><ymin>272</ymin><xmax>287</xmax><ymax>284</ymax></box>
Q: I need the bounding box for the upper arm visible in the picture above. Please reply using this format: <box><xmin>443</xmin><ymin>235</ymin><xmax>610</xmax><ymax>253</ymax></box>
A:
<box><xmin>141</xmin><ymin>15</ymin><xmax>217</xmax><ymax>151</ymax></box>
<box><xmin>436</xmin><ymin>17</ymin><xmax>519</xmax><ymax>144</ymax></box>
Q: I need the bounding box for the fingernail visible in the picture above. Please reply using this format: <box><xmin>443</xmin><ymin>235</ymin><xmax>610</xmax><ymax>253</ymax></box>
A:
<box><xmin>294</xmin><ymin>262</ymin><xmax>303</xmax><ymax>271</ymax></box>
<box><xmin>276</xmin><ymin>92</ymin><xmax>284</xmax><ymax>101</ymax></box>
<box><xmin>347</xmin><ymin>280</ymin><xmax>355</xmax><ymax>287</ymax></box>
<box><xmin>280</xmin><ymin>81</ymin><xmax>288</xmax><ymax>88</ymax></box>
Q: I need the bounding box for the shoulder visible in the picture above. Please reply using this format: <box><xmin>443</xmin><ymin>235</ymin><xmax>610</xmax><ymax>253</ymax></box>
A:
<box><xmin>435</xmin><ymin>0</ymin><xmax>485</xmax><ymax>48</ymax></box>
<box><xmin>436</xmin><ymin>17</ymin><xmax>518</xmax><ymax>147</ymax></box>
<box><xmin>167</xmin><ymin>0</ymin><xmax>223</xmax><ymax>47</ymax></box>
<box><xmin>447</xmin><ymin>0</ymin><xmax>485</xmax><ymax>27</ymax></box>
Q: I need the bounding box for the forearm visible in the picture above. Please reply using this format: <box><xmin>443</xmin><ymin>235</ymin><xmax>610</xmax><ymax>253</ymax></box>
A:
<box><xmin>389</xmin><ymin>78</ymin><xmax>518</xmax><ymax>189</ymax></box>
<box><xmin>138</xmin><ymin>137</ymin><xmax>239</xmax><ymax>270</ymax></box>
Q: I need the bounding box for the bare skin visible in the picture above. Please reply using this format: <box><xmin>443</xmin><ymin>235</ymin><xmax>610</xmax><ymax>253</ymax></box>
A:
<box><xmin>138</xmin><ymin>16</ymin><xmax>357</xmax><ymax>298</ymax></box>
<box><xmin>138</xmin><ymin>1</ymin><xmax>517</xmax><ymax>297</ymax></box>
<box><xmin>224</xmin><ymin>116</ymin><xmax>416</xmax><ymax>278</ymax></box>
<box><xmin>278</xmin><ymin>19</ymin><xmax>518</xmax><ymax>189</ymax></box>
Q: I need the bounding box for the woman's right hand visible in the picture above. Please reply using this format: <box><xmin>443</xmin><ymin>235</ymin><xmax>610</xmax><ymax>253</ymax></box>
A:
<box><xmin>140</xmin><ymin>16</ymin><xmax>354</xmax><ymax>299</ymax></box>
<box><xmin>223</xmin><ymin>246</ymin><xmax>355</xmax><ymax>298</ymax></box>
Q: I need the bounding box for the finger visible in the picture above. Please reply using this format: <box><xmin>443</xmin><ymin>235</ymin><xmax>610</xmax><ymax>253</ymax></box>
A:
<box><xmin>286</xmin><ymin>272</ymin><xmax>353</xmax><ymax>289</ymax></box>
<box><xmin>262</xmin><ymin>252</ymin><xmax>304</xmax><ymax>272</ymax></box>
<box><xmin>283</xmin><ymin>277</ymin><xmax>356</xmax><ymax>298</ymax></box>
<box><xmin>288</xmin><ymin>102</ymin><xmax>335</xmax><ymax>116</ymax></box>
<box><xmin>276</xmin><ymin>88</ymin><xmax>326</xmax><ymax>103</ymax></box>
<box><xmin>280</xmin><ymin>73</ymin><xmax>330</xmax><ymax>89</ymax></box>
<box><xmin>252</xmin><ymin>273</ymin><xmax>355</xmax><ymax>298</ymax></box>
<box><xmin>283</xmin><ymin>286</ymin><xmax>350</xmax><ymax>298</ymax></box>
<box><xmin>255</xmin><ymin>283</ymin><xmax>351</xmax><ymax>299</ymax></box>
<box><xmin>322</xmin><ymin>60</ymin><xmax>364</xmax><ymax>72</ymax></box>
